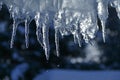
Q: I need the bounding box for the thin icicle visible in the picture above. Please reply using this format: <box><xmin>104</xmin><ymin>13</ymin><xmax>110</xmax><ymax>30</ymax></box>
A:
<box><xmin>101</xmin><ymin>21</ymin><xmax>106</xmax><ymax>42</ymax></box>
<box><xmin>55</xmin><ymin>29</ymin><xmax>60</xmax><ymax>57</ymax></box>
<box><xmin>25</xmin><ymin>12</ymin><xmax>33</xmax><ymax>48</ymax></box>
<box><xmin>73</xmin><ymin>27</ymin><xmax>80</xmax><ymax>45</ymax></box>
<box><xmin>76</xmin><ymin>32</ymin><xmax>82</xmax><ymax>47</ymax></box>
<box><xmin>35</xmin><ymin>12</ymin><xmax>44</xmax><ymax>47</ymax></box>
<box><xmin>74</xmin><ymin>19</ymin><xmax>82</xmax><ymax>47</ymax></box>
<box><xmin>73</xmin><ymin>32</ymin><xmax>81</xmax><ymax>47</ymax></box>
<box><xmin>54</xmin><ymin>12</ymin><xmax>62</xmax><ymax>57</ymax></box>
<box><xmin>10</xmin><ymin>19</ymin><xmax>18</xmax><ymax>48</ymax></box>
<box><xmin>73</xmin><ymin>34</ymin><xmax>77</xmax><ymax>44</ymax></box>
<box><xmin>42</xmin><ymin>24</ymin><xmax>50</xmax><ymax>60</ymax></box>
<box><xmin>42</xmin><ymin>14</ymin><xmax>50</xmax><ymax>60</ymax></box>
<box><xmin>25</xmin><ymin>19</ymin><xmax>29</xmax><ymax>48</ymax></box>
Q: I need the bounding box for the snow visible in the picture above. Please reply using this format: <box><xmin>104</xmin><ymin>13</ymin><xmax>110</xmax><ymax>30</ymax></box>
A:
<box><xmin>33</xmin><ymin>69</ymin><xmax>120</xmax><ymax>80</ymax></box>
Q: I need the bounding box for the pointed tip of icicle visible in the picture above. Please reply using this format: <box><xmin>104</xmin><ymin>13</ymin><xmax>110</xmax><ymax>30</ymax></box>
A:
<box><xmin>101</xmin><ymin>21</ymin><xmax>106</xmax><ymax>43</ymax></box>
<box><xmin>25</xmin><ymin>44</ymin><xmax>29</xmax><ymax>48</ymax></box>
<box><xmin>45</xmin><ymin>55</ymin><xmax>49</xmax><ymax>61</ymax></box>
<box><xmin>78</xmin><ymin>43</ymin><xmax>81</xmax><ymax>47</ymax></box>
<box><xmin>103</xmin><ymin>37</ymin><xmax>106</xmax><ymax>43</ymax></box>
<box><xmin>10</xmin><ymin>45</ymin><xmax>13</xmax><ymax>48</ymax></box>
<box><xmin>44</xmin><ymin>49</ymin><xmax>50</xmax><ymax>61</ymax></box>
<box><xmin>10</xmin><ymin>40</ymin><xmax>13</xmax><ymax>48</ymax></box>
<box><xmin>102</xmin><ymin>32</ymin><xmax>106</xmax><ymax>43</ymax></box>
<box><xmin>56</xmin><ymin>52</ymin><xmax>60</xmax><ymax>57</ymax></box>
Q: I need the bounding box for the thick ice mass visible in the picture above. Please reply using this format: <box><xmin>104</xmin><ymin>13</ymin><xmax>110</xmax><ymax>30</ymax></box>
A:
<box><xmin>0</xmin><ymin>0</ymin><xmax>120</xmax><ymax>59</ymax></box>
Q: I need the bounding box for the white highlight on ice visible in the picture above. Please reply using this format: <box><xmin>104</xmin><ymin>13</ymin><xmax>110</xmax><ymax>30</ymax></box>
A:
<box><xmin>0</xmin><ymin>0</ymin><xmax>120</xmax><ymax>60</ymax></box>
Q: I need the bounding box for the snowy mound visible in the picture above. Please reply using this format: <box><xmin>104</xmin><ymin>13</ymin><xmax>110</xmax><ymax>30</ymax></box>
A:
<box><xmin>33</xmin><ymin>69</ymin><xmax>120</xmax><ymax>80</ymax></box>
<box><xmin>0</xmin><ymin>0</ymin><xmax>120</xmax><ymax>60</ymax></box>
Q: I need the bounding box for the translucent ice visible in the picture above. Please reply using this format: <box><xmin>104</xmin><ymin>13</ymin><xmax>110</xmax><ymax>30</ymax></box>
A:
<box><xmin>0</xmin><ymin>0</ymin><xmax>120</xmax><ymax>59</ymax></box>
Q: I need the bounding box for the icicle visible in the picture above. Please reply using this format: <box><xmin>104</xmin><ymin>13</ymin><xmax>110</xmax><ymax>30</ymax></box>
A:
<box><xmin>42</xmin><ymin>24</ymin><xmax>50</xmax><ymax>60</ymax></box>
<box><xmin>10</xmin><ymin>9</ymin><xmax>22</xmax><ymax>48</ymax></box>
<box><xmin>25</xmin><ymin>19</ymin><xmax>29</xmax><ymax>48</ymax></box>
<box><xmin>101</xmin><ymin>21</ymin><xmax>106</xmax><ymax>42</ymax></box>
<box><xmin>97</xmin><ymin>0</ymin><xmax>109</xmax><ymax>42</ymax></box>
<box><xmin>55</xmin><ymin>29</ymin><xmax>60</xmax><ymax>57</ymax></box>
<box><xmin>25</xmin><ymin>12</ymin><xmax>33</xmax><ymax>48</ymax></box>
<box><xmin>75</xmin><ymin>32</ymin><xmax>82</xmax><ymax>47</ymax></box>
<box><xmin>73</xmin><ymin>18</ymin><xmax>82</xmax><ymax>47</ymax></box>
<box><xmin>72</xmin><ymin>24</ymin><xmax>81</xmax><ymax>47</ymax></box>
<box><xmin>42</xmin><ymin>13</ymin><xmax>50</xmax><ymax>60</ymax></box>
<box><xmin>73</xmin><ymin>32</ymin><xmax>81</xmax><ymax>47</ymax></box>
<box><xmin>35</xmin><ymin>12</ymin><xmax>44</xmax><ymax>47</ymax></box>
<box><xmin>10</xmin><ymin>18</ymin><xmax>18</xmax><ymax>48</ymax></box>
<box><xmin>73</xmin><ymin>34</ymin><xmax>77</xmax><ymax>44</ymax></box>
<box><xmin>54</xmin><ymin>12</ymin><xmax>62</xmax><ymax>57</ymax></box>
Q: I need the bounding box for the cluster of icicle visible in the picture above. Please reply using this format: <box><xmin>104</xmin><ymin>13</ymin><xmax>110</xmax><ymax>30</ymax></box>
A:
<box><xmin>0</xmin><ymin>0</ymin><xmax>120</xmax><ymax>60</ymax></box>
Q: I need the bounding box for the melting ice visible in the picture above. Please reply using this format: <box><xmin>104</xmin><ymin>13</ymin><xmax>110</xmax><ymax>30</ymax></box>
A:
<box><xmin>0</xmin><ymin>0</ymin><xmax>120</xmax><ymax>60</ymax></box>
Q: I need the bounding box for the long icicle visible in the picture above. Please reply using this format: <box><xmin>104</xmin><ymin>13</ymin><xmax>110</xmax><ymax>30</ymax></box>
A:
<box><xmin>55</xmin><ymin>29</ymin><xmax>60</xmax><ymax>57</ymax></box>
<box><xmin>42</xmin><ymin>24</ymin><xmax>50</xmax><ymax>60</ymax></box>
<box><xmin>25</xmin><ymin>19</ymin><xmax>29</xmax><ymax>48</ymax></box>
<box><xmin>42</xmin><ymin>14</ymin><xmax>50</xmax><ymax>60</ymax></box>
<box><xmin>97</xmin><ymin>0</ymin><xmax>108</xmax><ymax>42</ymax></box>
<box><xmin>10</xmin><ymin>19</ymin><xmax>18</xmax><ymax>48</ymax></box>
<box><xmin>35</xmin><ymin>12</ymin><xmax>44</xmax><ymax>47</ymax></box>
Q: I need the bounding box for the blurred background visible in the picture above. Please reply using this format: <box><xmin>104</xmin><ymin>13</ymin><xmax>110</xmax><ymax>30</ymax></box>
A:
<box><xmin>0</xmin><ymin>4</ymin><xmax>120</xmax><ymax>80</ymax></box>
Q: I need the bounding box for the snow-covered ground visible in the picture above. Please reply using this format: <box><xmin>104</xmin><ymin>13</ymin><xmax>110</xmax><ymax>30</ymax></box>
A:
<box><xmin>34</xmin><ymin>69</ymin><xmax>120</xmax><ymax>80</ymax></box>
